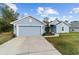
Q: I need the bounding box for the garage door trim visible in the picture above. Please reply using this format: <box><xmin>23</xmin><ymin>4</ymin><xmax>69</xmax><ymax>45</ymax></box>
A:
<box><xmin>16</xmin><ymin>25</ymin><xmax>42</xmax><ymax>36</ymax></box>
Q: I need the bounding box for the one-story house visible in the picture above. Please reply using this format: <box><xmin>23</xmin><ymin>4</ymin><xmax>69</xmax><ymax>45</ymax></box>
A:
<box><xmin>50</xmin><ymin>19</ymin><xmax>69</xmax><ymax>33</ymax></box>
<box><xmin>69</xmin><ymin>21</ymin><xmax>79</xmax><ymax>32</ymax></box>
<box><xmin>11</xmin><ymin>16</ymin><xmax>70</xmax><ymax>36</ymax></box>
<box><xmin>11</xmin><ymin>16</ymin><xmax>45</xmax><ymax>36</ymax></box>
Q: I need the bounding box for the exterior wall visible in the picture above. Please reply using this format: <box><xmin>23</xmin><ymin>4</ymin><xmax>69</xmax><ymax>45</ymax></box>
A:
<box><xmin>70</xmin><ymin>27</ymin><xmax>79</xmax><ymax>32</ymax></box>
<box><xmin>56</xmin><ymin>22</ymin><xmax>69</xmax><ymax>33</ymax></box>
<box><xmin>13</xmin><ymin>17</ymin><xmax>45</xmax><ymax>36</ymax></box>
<box><xmin>13</xmin><ymin>24</ymin><xmax>16</xmax><ymax>34</ymax></box>
<box><xmin>41</xmin><ymin>25</ymin><xmax>45</xmax><ymax>34</ymax></box>
<box><xmin>14</xmin><ymin>17</ymin><xmax>44</xmax><ymax>26</ymax></box>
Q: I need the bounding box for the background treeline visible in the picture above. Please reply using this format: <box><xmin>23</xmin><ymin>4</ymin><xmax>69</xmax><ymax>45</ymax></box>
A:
<box><xmin>0</xmin><ymin>4</ymin><xmax>19</xmax><ymax>33</ymax></box>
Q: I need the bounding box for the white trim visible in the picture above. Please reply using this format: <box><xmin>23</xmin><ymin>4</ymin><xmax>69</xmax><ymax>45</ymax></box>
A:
<box><xmin>10</xmin><ymin>16</ymin><xmax>26</xmax><ymax>24</ymax></box>
<box><xmin>40</xmin><ymin>26</ymin><xmax>42</xmax><ymax>35</ymax></box>
<box><xmin>16</xmin><ymin>25</ymin><xmax>42</xmax><ymax>36</ymax></box>
<box><xmin>40</xmin><ymin>25</ymin><xmax>45</xmax><ymax>34</ymax></box>
<box><xmin>16</xmin><ymin>25</ymin><xmax>19</xmax><ymax>36</ymax></box>
<box><xmin>15</xmin><ymin>24</ymin><xmax>43</xmax><ymax>26</ymax></box>
<box><xmin>13</xmin><ymin>24</ymin><xmax>15</xmax><ymax>34</ymax></box>
<box><xmin>10</xmin><ymin>16</ymin><xmax>45</xmax><ymax>25</ymax></box>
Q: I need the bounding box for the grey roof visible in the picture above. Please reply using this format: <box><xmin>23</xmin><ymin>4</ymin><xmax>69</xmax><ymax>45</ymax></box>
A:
<box><xmin>70</xmin><ymin>21</ymin><xmax>79</xmax><ymax>28</ymax></box>
<box><xmin>11</xmin><ymin>16</ymin><xmax>45</xmax><ymax>25</ymax></box>
<box><xmin>50</xmin><ymin>19</ymin><xmax>60</xmax><ymax>25</ymax></box>
<box><xmin>50</xmin><ymin>19</ymin><xmax>69</xmax><ymax>26</ymax></box>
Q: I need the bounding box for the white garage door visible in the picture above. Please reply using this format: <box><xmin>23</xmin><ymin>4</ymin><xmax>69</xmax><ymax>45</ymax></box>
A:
<box><xmin>18</xmin><ymin>26</ymin><xmax>41</xmax><ymax>36</ymax></box>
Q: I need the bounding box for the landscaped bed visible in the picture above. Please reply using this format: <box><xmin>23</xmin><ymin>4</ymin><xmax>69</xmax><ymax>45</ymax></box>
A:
<box><xmin>45</xmin><ymin>32</ymin><xmax>79</xmax><ymax>55</ymax></box>
<box><xmin>0</xmin><ymin>32</ymin><xmax>13</xmax><ymax>45</ymax></box>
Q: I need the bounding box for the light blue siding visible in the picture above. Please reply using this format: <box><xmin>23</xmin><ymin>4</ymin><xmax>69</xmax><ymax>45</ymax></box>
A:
<box><xmin>56</xmin><ymin>22</ymin><xmax>69</xmax><ymax>33</ymax></box>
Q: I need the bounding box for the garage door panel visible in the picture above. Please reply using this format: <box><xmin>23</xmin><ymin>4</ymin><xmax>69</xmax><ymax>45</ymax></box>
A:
<box><xmin>18</xmin><ymin>26</ymin><xmax>41</xmax><ymax>36</ymax></box>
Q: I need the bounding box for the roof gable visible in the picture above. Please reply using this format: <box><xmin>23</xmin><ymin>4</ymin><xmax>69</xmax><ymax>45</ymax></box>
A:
<box><xmin>50</xmin><ymin>19</ymin><xmax>69</xmax><ymax>26</ymax></box>
<box><xmin>11</xmin><ymin>16</ymin><xmax>45</xmax><ymax>25</ymax></box>
<box><xmin>56</xmin><ymin>21</ymin><xmax>69</xmax><ymax>26</ymax></box>
<box><xmin>50</xmin><ymin>19</ymin><xmax>60</xmax><ymax>25</ymax></box>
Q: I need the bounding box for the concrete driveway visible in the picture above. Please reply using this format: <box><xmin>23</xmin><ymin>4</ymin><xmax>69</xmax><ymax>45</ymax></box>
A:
<box><xmin>0</xmin><ymin>36</ymin><xmax>61</xmax><ymax>55</ymax></box>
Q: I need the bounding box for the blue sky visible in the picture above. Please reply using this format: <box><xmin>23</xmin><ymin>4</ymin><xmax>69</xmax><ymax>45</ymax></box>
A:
<box><xmin>1</xmin><ymin>3</ymin><xmax>79</xmax><ymax>22</ymax></box>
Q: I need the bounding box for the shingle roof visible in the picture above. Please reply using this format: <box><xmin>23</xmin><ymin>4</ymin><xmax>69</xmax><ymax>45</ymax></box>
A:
<box><xmin>50</xmin><ymin>19</ymin><xmax>60</xmax><ymax>25</ymax></box>
<box><xmin>10</xmin><ymin>16</ymin><xmax>45</xmax><ymax>25</ymax></box>
<box><xmin>50</xmin><ymin>19</ymin><xmax>69</xmax><ymax>26</ymax></box>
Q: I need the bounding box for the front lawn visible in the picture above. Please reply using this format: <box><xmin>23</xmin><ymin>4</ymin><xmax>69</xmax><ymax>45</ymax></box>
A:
<box><xmin>45</xmin><ymin>32</ymin><xmax>79</xmax><ymax>55</ymax></box>
<box><xmin>0</xmin><ymin>32</ymin><xmax>13</xmax><ymax>45</ymax></box>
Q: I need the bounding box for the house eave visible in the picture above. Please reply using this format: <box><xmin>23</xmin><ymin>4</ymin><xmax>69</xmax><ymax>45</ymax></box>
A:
<box><xmin>10</xmin><ymin>16</ymin><xmax>45</xmax><ymax>25</ymax></box>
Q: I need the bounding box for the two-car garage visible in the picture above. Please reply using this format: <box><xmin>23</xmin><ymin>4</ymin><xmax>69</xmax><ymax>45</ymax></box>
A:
<box><xmin>11</xmin><ymin>16</ymin><xmax>45</xmax><ymax>36</ymax></box>
<box><xmin>18</xmin><ymin>26</ymin><xmax>41</xmax><ymax>36</ymax></box>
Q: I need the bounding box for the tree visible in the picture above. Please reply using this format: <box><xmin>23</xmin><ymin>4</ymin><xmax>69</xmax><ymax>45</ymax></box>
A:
<box><xmin>0</xmin><ymin>4</ymin><xmax>19</xmax><ymax>32</ymax></box>
<box><xmin>43</xmin><ymin>17</ymin><xmax>52</xmax><ymax>34</ymax></box>
<box><xmin>2</xmin><ymin>4</ymin><xmax>19</xmax><ymax>23</ymax></box>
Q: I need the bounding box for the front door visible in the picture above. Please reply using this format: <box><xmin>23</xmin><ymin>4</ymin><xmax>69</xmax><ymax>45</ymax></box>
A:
<box><xmin>51</xmin><ymin>25</ymin><xmax>56</xmax><ymax>33</ymax></box>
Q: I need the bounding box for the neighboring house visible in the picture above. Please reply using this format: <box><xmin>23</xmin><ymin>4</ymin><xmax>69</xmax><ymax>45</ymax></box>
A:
<box><xmin>11</xmin><ymin>16</ymin><xmax>45</xmax><ymax>36</ymax></box>
<box><xmin>69</xmin><ymin>21</ymin><xmax>79</xmax><ymax>32</ymax></box>
<box><xmin>50</xmin><ymin>19</ymin><xmax>69</xmax><ymax>33</ymax></box>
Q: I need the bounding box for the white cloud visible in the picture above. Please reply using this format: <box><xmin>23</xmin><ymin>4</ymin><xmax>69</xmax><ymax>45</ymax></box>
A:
<box><xmin>37</xmin><ymin>7</ymin><xmax>44</xmax><ymax>15</ymax></box>
<box><xmin>70</xmin><ymin>7</ymin><xmax>79</xmax><ymax>14</ymax></box>
<box><xmin>46</xmin><ymin>8</ymin><xmax>59</xmax><ymax>15</ymax></box>
<box><xmin>60</xmin><ymin>16</ymin><xmax>68</xmax><ymax>21</ymax></box>
<box><xmin>38</xmin><ymin>7</ymin><xmax>44</xmax><ymax>12</ymax></box>
<box><xmin>49</xmin><ymin>17</ymin><xmax>57</xmax><ymax>21</ymax></box>
<box><xmin>62</xmin><ymin>16</ymin><xmax>66</xmax><ymax>19</ymax></box>
<box><xmin>37</xmin><ymin>7</ymin><xmax>59</xmax><ymax>17</ymax></box>
<box><xmin>61</xmin><ymin>15</ymin><xmax>73</xmax><ymax>22</ymax></box>
<box><xmin>24</xmin><ymin>13</ymin><xmax>28</xmax><ymax>16</ymax></box>
<box><xmin>69</xmin><ymin>15</ymin><xmax>73</xmax><ymax>18</ymax></box>
<box><xmin>18</xmin><ymin>12</ymin><xmax>28</xmax><ymax>19</ymax></box>
<box><xmin>5</xmin><ymin>3</ymin><xmax>18</xmax><ymax>12</ymax></box>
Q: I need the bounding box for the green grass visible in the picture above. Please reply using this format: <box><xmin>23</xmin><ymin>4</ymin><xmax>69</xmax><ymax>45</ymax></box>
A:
<box><xmin>0</xmin><ymin>32</ymin><xmax>13</xmax><ymax>45</ymax></box>
<box><xmin>45</xmin><ymin>32</ymin><xmax>79</xmax><ymax>55</ymax></box>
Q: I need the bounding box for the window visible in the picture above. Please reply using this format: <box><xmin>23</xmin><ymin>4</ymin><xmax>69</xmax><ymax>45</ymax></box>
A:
<box><xmin>62</xmin><ymin>27</ymin><xmax>64</xmax><ymax>31</ymax></box>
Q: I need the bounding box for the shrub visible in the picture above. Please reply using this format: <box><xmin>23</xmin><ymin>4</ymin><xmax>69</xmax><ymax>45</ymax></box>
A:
<box><xmin>12</xmin><ymin>34</ymin><xmax>16</xmax><ymax>37</ymax></box>
<box><xmin>42</xmin><ymin>32</ymin><xmax>55</xmax><ymax>36</ymax></box>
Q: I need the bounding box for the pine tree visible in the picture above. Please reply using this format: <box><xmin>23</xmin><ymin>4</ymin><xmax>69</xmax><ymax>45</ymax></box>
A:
<box><xmin>0</xmin><ymin>4</ymin><xmax>19</xmax><ymax>32</ymax></box>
